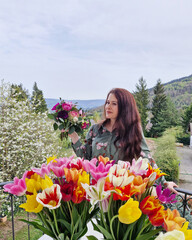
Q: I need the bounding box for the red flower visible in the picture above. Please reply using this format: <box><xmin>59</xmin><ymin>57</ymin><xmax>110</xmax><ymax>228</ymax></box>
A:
<box><xmin>60</xmin><ymin>181</ymin><xmax>74</xmax><ymax>202</ymax></box>
<box><xmin>148</xmin><ymin>208</ymin><xmax>166</xmax><ymax>226</ymax></box>
<box><xmin>140</xmin><ymin>196</ymin><xmax>164</xmax><ymax>216</ymax></box>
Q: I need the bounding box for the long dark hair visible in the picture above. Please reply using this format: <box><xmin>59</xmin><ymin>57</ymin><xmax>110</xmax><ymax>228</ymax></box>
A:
<box><xmin>103</xmin><ymin>88</ymin><xmax>142</xmax><ymax>161</ymax></box>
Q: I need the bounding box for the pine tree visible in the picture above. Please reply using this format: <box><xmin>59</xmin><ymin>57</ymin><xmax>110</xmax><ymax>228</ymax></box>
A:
<box><xmin>150</xmin><ymin>79</ymin><xmax>168</xmax><ymax>137</ymax></box>
<box><xmin>134</xmin><ymin>77</ymin><xmax>149</xmax><ymax>134</ymax></box>
<box><xmin>182</xmin><ymin>103</ymin><xmax>192</xmax><ymax>132</ymax></box>
<box><xmin>31</xmin><ymin>82</ymin><xmax>48</xmax><ymax>113</ymax></box>
<box><xmin>10</xmin><ymin>84</ymin><xmax>29</xmax><ymax>101</ymax></box>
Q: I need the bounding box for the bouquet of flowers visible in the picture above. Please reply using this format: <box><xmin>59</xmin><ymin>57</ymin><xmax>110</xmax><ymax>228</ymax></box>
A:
<box><xmin>3</xmin><ymin>156</ymin><xmax>100</xmax><ymax>240</ymax></box>
<box><xmin>80</xmin><ymin>157</ymin><xmax>192</xmax><ymax>240</ymax></box>
<box><xmin>48</xmin><ymin>100</ymin><xmax>90</xmax><ymax>140</ymax></box>
<box><xmin>3</xmin><ymin>156</ymin><xmax>192</xmax><ymax>240</ymax></box>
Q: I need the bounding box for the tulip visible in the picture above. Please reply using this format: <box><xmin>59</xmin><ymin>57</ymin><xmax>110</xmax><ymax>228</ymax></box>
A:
<box><xmin>108</xmin><ymin>164</ymin><xmax>134</xmax><ymax>187</ymax></box>
<box><xmin>64</xmin><ymin>168</ymin><xmax>83</xmax><ymax>183</ymax></box>
<box><xmin>90</xmin><ymin>161</ymin><xmax>112</xmax><ymax>181</ymax></box>
<box><xmin>148</xmin><ymin>208</ymin><xmax>166</xmax><ymax>226</ymax></box>
<box><xmin>129</xmin><ymin>157</ymin><xmax>148</xmax><ymax>176</ymax></box>
<box><xmin>98</xmin><ymin>156</ymin><xmax>111</xmax><ymax>165</ymax></box>
<box><xmin>118</xmin><ymin>198</ymin><xmax>142</xmax><ymax>224</ymax></box>
<box><xmin>155</xmin><ymin>230</ymin><xmax>185</xmax><ymax>240</ymax></box>
<box><xmin>48</xmin><ymin>157</ymin><xmax>71</xmax><ymax>177</ymax></box>
<box><xmin>59</xmin><ymin>181</ymin><xmax>74</xmax><ymax>202</ymax></box>
<box><xmin>180</xmin><ymin>221</ymin><xmax>192</xmax><ymax>240</ymax></box>
<box><xmin>3</xmin><ymin>175</ymin><xmax>26</xmax><ymax>196</ymax></box>
<box><xmin>32</xmin><ymin>163</ymin><xmax>50</xmax><ymax>178</ymax></box>
<box><xmin>81</xmin><ymin>177</ymin><xmax>114</xmax><ymax>213</ymax></box>
<box><xmin>140</xmin><ymin>196</ymin><xmax>164</xmax><ymax>216</ymax></box>
<box><xmin>46</xmin><ymin>155</ymin><xmax>57</xmax><ymax>164</ymax></box>
<box><xmin>36</xmin><ymin>184</ymin><xmax>62</xmax><ymax>209</ymax></box>
<box><xmin>66</xmin><ymin>157</ymin><xmax>83</xmax><ymax>170</ymax></box>
<box><xmin>145</xmin><ymin>164</ymin><xmax>166</xmax><ymax>180</ymax></box>
<box><xmin>72</xmin><ymin>185</ymin><xmax>86</xmax><ymax>203</ymax></box>
<box><xmin>156</xmin><ymin>184</ymin><xmax>177</xmax><ymax>204</ymax></box>
<box><xmin>20</xmin><ymin>190</ymin><xmax>43</xmax><ymax>213</ymax></box>
<box><xmin>131</xmin><ymin>175</ymin><xmax>149</xmax><ymax>195</ymax></box>
<box><xmin>164</xmin><ymin>209</ymin><xmax>186</xmax><ymax>232</ymax></box>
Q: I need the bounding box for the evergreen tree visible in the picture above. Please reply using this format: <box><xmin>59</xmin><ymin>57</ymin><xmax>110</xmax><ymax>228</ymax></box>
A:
<box><xmin>150</xmin><ymin>79</ymin><xmax>168</xmax><ymax>137</ymax></box>
<box><xmin>134</xmin><ymin>77</ymin><xmax>149</xmax><ymax>134</ymax></box>
<box><xmin>10</xmin><ymin>84</ymin><xmax>29</xmax><ymax>101</ymax></box>
<box><xmin>182</xmin><ymin>103</ymin><xmax>192</xmax><ymax>132</ymax></box>
<box><xmin>31</xmin><ymin>82</ymin><xmax>48</xmax><ymax>113</ymax></box>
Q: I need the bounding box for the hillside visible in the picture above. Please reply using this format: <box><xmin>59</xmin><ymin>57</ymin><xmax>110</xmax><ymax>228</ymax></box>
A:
<box><xmin>148</xmin><ymin>74</ymin><xmax>192</xmax><ymax>109</ymax></box>
<box><xmin>45</xmin><ymin>98</ymin><xmax>105</xmax><ymax>111</ymax></box>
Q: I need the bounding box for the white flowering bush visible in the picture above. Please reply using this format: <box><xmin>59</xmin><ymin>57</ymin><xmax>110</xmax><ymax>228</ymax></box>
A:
<box><xmin>0</xmin><ymin>81</ymin><xmax>69</xmax><ymax>216</ymax></box>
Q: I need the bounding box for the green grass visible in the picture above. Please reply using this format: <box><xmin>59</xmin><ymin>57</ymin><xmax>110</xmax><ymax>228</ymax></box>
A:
<box><xmin>7</xmin><ymin>226</ymin><xmax>42</xmax><ymax>240</ymax></box>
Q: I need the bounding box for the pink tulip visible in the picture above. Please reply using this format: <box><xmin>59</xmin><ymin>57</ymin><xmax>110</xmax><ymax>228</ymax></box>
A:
<box><xmin>48</xmin><ymin>157</ymin><xmax>72</xmax><ymax>177</ymax></box>
<box><xmin>32</xmin><ymin>164</ymin><xmax>50</xmax><ymax>178</ymax></box>
<box><xmin>3</xmin><ymin>175</ymin><xmax>27</xmax><ymax>196</ymax></box>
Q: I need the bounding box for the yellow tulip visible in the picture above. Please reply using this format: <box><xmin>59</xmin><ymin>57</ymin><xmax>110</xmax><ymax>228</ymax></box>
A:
<box><xmin>20</xmin><ymin>191</ymin><xmax>43</xmax><ymax>213</ymax></box>
<box><xmin>78</xmin><ymin>171</ymin><xmax>90</xmax><ymax>186</ymax></box>
<box><xmin>47</xmin><ymin>155</ymin><xmax>57</xmax><ymax>164</ymax></box>
<box><xmin>41</xmin><ymin>175</ymin><xmax>53</xmax><ymax>190</ymax></box>
<box><xmin>118</xmin><ymin>198</ymin><xmax>142</xmax><ymax>224</ymax></box>
<box><xmin>180</xmin><ymin>222</ymin><xmax>192</xmax><ymax>240</ymax></box>
<box><xmin>26</xmin><ymin>173</ymin><xmax>42</xmax><ymax>193</ymax></box>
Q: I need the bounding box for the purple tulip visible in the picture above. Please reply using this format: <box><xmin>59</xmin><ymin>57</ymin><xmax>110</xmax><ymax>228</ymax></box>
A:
<box><xmin>156</xmin><ymin>184</ymin><xmax>177</xmax><ymax>204</ymax></box>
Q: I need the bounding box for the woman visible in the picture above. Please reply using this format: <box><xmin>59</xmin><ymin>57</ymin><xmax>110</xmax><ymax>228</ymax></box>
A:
<box><xmin>69</xmin><ymin>88</ymin><xmax>178</xmax><ymax>193</ymax></box>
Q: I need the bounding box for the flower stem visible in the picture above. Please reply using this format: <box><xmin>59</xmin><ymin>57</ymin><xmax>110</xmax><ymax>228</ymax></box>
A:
<box><xmin>110</xmin><ymin>215</ymin><xmax>118</xmax><ymax>240</ymax></box>
<box><xmin>52</xmin><ymin>210</ymin><xmax>60</xmax><ymax>236</ymax></box>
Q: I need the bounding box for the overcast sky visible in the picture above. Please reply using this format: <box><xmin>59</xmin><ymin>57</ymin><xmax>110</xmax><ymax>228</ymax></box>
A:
<box><xmin>0</xmin><ymin>0</ymin><xmax>192</xmax><ymax>99</ymax></box>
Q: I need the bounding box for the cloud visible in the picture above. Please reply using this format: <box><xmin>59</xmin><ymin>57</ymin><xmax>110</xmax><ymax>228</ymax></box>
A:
<box><xmin>0</xmin><ymin>0</ymin><xmax>192</xmax><ymax>99</ymax></box>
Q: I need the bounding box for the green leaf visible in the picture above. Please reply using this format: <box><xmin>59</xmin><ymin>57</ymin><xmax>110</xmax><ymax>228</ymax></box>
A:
<box><xmin>57</xmin><ymin>219</ymin><xmax>71</xmax><ymax>233</ymax></box>
<box><xmin>69</xmin><ymin>126</ymin><xmax>75</xmax><ymax>134</ymax></box>
<box><xmin>53</xmin><ymin>122</ymin><xmax>58</xmax><ymax>130</ymax></box>
<box><xmin>73</xmin><ymin>226</ymin><xmax>88</xmax><ymax>240</ymax></box>
<box><xmin>59</xmin><ymin>123</ymin><xmax>64</xmax><ymax>130</ymax></box>
<box><xmin>86</xmin><ymin>236</ymin><xmax>98</xmax><ymax>240</ymax></box>
<box><xmin>19</xmin><ymin>219</ymin><xmax>55</xmax><ymax>238</ymax></box>
<box><xmin>136</xmin><ymin>229</ymin><xmax>162</xmax><ymax>240</ymax></box>
<box><xmin>58</xmin><ymin>233</ymin><xmax>65</xmax><ymax>240</ymax></box>
<box><xmin>95</xmin><ymin>224</ymin><xmax>112</xmax><ymax>239</ymax></box>
<box><xmin>47</xmin><ymin>113</ymin><xmax>55</xmax><ymax>119</ymax></box>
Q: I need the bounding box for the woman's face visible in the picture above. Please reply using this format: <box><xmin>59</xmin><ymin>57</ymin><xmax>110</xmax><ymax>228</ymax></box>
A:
<box><xmin>105</xmin><ymin>93</ymin><xmax>118</xmax><ymax>121</ymax></box>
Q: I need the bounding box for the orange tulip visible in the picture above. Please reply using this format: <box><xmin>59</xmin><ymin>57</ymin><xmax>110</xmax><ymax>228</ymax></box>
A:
<box><xmin>131</xmin><ymin>175</ymin><xmax>149</xmax><ymax>195</ymax></box>
<box><xmin>98</xmin><ymin>156</ymin><xmax>110</xmax><ymax>165</ymax></box>
<box><xmin>140</xmin><ymin>196</ymin><xmax>164</xmax><ymax>216</ymax></box>
<box><xmin>164</xmin><ymin>209</ymin><xmax>186</xmax><ymax>232</ymax></box>
<box><xmin>72</xmin><ymin>185</ymin><xmax>85</xmax><ymax>203</ymax></box>
<box><xmin>145</xmin><ymin>164</ymin><xmax>166</xmax><ymax>180</ymax></box>
<box><xmin>64</xmin><ymin>168</ymin><xmax>83</xmax><ymax>183</ymax></box>
<box><xmin>148</xmin><ymin>208</ymin><xmax>166</xmax><ymax>226</ymax></box>
<box><xmin>113</xmin><ymin>184</ymin><xmax>139</xmax><ymax>201</ymax></box>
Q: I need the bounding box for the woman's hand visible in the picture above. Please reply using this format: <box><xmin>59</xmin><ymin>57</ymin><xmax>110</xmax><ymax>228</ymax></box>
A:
<box><xmin>68</xmin><ymin>131</ymin><xmax>79</xmax><ymax>144</ymax></box>
<box><xmin>164</xmin><ymin>181</ymin><xmax>179</xmax><ymax>194</ymax></box>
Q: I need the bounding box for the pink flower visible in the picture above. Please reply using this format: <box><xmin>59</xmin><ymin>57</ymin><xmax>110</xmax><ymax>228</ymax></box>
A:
<box><xmin>90</xmin><ymin>162</ymin><xmax>112</xmax><ymax>181</ymax></box>
<box><xmin>69</xmin><ymin>111</ymin><xmax>79</xmax><ymax>118</ymax></box>
<box><xmin>62</xmin><ymin>102</ymin><xmax>72</xmax><ymax>111</ymax></box>
<box><xmin>156</xmin><ymin>184</ymin><xmax>177</xmax><ymax>204</ymax></box>
<box><xmin>129</xmin><ymin>158</ymin><xmax>148</xmax><ymax>176</ymax></box>
<box><xmin>51</xmin><ymin>103</ymin><xmax>59</xmax><ymax>111</ymax></box>
<box><xmin>48</xmin><ymin>157</ymin><xmax>72</xmax><ymax>177</ymax></box>
<box><xmin>3</xmin><ymin>173</ymin><xmax>27</xmax><ymax>196</ymax></box>
<box><xmin>66</xmin><ymin>157</ymin><xmax>83</xmax><ymax>170</ymax></box>
<box><xmin>79</xmin><ymin>109</ymin><xmax>83</xmax><ymax>115</ymax></box>
<box><xmin>82</xmin><ymin>158</ymin><xmax>98</xmax><ymax>172</ymax></box>
<box><xmin>82</xmin><ymin>122</ymin><xmax>89</xmax><ymax>129</ymax></box>
<box><xmin>32</xmin><ymin>164</ymin><xmax>50</xmax><ymax>178</ymax></box>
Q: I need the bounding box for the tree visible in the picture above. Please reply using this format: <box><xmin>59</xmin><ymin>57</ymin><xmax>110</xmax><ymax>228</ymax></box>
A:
<box><xmin>150</xmin><ymin>79</ymin><xmax>168</xmax><ymax>137</ymax></box>
<box><xmin>182</xmin><ymin>103</ymin><xmax>192</xmax><ymax>132</ymax></box>
<box><xmin>31</xmin><ymin>82</ymin><xmax>48</xmax><ymax>113</ymax></box>
<box><xmin>0</xmin><ymin>81</ymin><xmax>62</xmax><ymax>182</ymax></box>
<box><xmin>134</xmin><ymin>77</ymin><xmax>149</xmax><ymax>134</ymax></box>
<box><xmin>10</xmin><ymin>83</ymin><xmax>29</xmax><ymax>101</ymax></box>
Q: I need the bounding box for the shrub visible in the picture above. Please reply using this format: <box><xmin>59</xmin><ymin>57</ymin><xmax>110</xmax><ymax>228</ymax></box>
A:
<box><xmin>154</xmin><ymin>128</ymin><xmax>180</xmax><ymax>182</ymax></box>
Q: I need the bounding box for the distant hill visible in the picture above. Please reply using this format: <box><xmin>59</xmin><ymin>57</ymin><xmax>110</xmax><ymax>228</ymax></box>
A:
<box><xmin>46</xmin><ymin>74</ymin><xmax>192</xmax><ymax>112</ymax></box>
<box><xmin>148</xmin><ymin>74</ymin><xmax>192</xmax><ymax>109</ymax></box>
<box><xmin>45</xmin><ymin>98</ymin><xmax>105</xmax><ymax>111</ymax></box>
